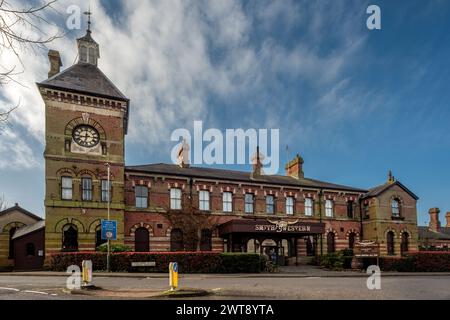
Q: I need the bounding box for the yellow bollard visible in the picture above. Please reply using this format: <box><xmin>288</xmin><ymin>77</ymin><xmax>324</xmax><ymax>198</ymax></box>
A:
<box><xmin>169</xmin><ymin>262</ymin><xmax>179</xmax><ymax>291</ymax></box>
<box><xmin>81</xmin><ymin>260</ymin><xmax>93</xmax><ymax>287</ymax></box>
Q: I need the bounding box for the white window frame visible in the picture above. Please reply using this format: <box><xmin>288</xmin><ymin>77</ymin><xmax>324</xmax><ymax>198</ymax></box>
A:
<box><xmin>199</xmin><ymin>190</ymin><xmax>210</xmax><ymax>211</ymax></box>
<box><xmin>170</xmin><ymin>188</ymin><xmax>182</xmax><ymax>210</ymax></box>
<box><xmin>266</xmin><ymin>195</ymin><xmax>275</xmax><ymax>214</ymax></box>
<box><xmin>286</xmin><ymin>197</ymin><xmax>294</xmax><ymax>215</ymax></box>
<box><xmin>391</xmin><ymin>199</ymin><xmax>400</xmax><ymax>217</ymax></box>
<box><xmin>245</xmin><ymin>193</ymin><xmax>254</xmax><ymax>214</ymax></box>
<box><xmin>325</xmin><ymin>199</ymin><xmax>334</xmax><ymax>217</ymax></box>
<box><xmin>135</xmin><ymin>185</ymin><xmax>148</xmax><ymax>208</ymax></box>
<box><xmin>101</xmin><ymin>180</ymin><xmax>112</xmax><ymax>202</ymax></box>
<box><xmin>61</xmin><ymin>176</ymin><xmax>73</xmax><ymax>200</ymax></box>
<box><xmin>223</xmin><ymin>192</ymin><xmax>233</xmax><ymax>213</ymax></box>
<box><xmin>81</xmin><ymin>177</ymin><xmax>92</xmax><ymax>201</ymax></box>
<box><xmin>305</xmin><ymin>198</ymin><xmax>313</xmax><ymax>216</ymax></box>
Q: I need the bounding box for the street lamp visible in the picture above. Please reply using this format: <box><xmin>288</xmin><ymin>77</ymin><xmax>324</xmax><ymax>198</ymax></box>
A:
<box><xmin>105</xmin><ymin>162</ymin><xmax>111</xmax><ymax>272</ymax></box>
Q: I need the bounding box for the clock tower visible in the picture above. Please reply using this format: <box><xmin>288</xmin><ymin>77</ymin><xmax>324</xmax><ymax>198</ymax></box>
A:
<box><xmin>37</xmin><ymin>20</ymin><xmax>129</xmax><ymax>255</ymax></box>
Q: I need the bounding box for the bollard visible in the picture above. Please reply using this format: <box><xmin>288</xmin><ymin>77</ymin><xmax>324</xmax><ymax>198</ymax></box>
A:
<box><xmin>81</xmin><ymin>260</ymin><xmax>93</xmax><ymax>288</ymax></box>
<box><xmin>169</xmin><ymin>262</ymin><xmax>179</xmax><ymax>291</ymax></box>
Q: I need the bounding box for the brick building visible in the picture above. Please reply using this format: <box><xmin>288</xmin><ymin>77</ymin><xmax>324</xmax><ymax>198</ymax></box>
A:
<box><xmin>31</xmin><ymin>25</ymin><xmax>427</xmax><ymax>266</ymax></box>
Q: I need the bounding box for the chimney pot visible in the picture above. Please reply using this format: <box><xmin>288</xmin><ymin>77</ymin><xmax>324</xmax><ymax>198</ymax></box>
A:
<box><xmin>428</xmin><ymin>207</ymin><xmax>441</xmax><ymax>232</ymax></box>
<box><xmin>48</xmin><ymin>50</ymin><xmax>62</xmax><ymax>78</ymax></box>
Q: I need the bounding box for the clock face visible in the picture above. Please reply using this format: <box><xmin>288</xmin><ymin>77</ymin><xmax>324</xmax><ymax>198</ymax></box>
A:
<box><xmin>72</xmin><ymin>125</ymin><xmax>100</xmax><ymax>148</ymax></box>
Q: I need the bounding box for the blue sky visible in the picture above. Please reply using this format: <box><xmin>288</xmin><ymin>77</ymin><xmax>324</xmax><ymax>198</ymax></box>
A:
<box><xmin>0</xmin><ymin>0</ymin><xmax>449</xmax><ymax>226</ymax></box>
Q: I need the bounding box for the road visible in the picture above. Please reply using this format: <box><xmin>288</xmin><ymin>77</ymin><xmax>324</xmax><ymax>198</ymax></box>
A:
<box><xmin>0</xmin><ymin>274</ymin><xmax>449</xmax><ymax>299</ymax></box>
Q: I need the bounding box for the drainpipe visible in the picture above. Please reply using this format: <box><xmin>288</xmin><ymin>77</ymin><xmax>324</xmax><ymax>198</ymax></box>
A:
<box><xmin>319</xmin><ymin>189</ymin><xmax>323</xmax><ymax>256</ymax></box>
<box><xmin>359</xmin><ymin>197</ymin><xmax>364</xmax><ymax>240</ymax></box>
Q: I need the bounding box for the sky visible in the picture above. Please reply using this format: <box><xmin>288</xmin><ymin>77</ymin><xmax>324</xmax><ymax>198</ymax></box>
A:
<box><xmin>0</xmin><ymin>0</ymin><xmax>449</xmax><ymax>226</ymax></box>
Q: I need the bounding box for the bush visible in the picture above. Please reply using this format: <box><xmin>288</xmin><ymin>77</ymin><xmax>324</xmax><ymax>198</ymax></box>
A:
<box><xmin>97</xmin><ymin>244</ymin><xmax>133</xmax><ymax>252</ymax></box>
<box><xmin>379</xmin><ymin>252</ymin><xmax>450</xmax><ymax>272</ymax></box>
<box><xmin>318</xmin><ymin>252</ymin><xmax>345</xmax><ymax>270</ymax></box>
<box><xmin>47</xmin><ymin>252</ymin><xmax>266</xmax><ymax>273</ymax></box>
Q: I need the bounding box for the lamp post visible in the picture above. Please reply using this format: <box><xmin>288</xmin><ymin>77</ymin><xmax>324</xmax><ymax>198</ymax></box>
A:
<box><xmin>105</xmin><ymin>162</ymin><xmax>111</xmax><ymax>272</ymax></box>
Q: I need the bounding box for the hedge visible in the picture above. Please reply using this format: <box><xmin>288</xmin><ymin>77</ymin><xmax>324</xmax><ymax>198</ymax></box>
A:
<box><xmin>47</xmin><ymin>252</ymin><xmax>267</xmax><ymax>273</ymax></box>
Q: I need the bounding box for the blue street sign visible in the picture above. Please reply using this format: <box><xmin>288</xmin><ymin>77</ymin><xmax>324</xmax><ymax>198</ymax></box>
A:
<box><xmin>101</xmin><ymin>220</ymin><xmax>117</xmax><ymax>240</ymax></box>
<box><xmin>173</xmin><ymin>262</ymin><xmax>178</xmax><ymax>273</ymax></box>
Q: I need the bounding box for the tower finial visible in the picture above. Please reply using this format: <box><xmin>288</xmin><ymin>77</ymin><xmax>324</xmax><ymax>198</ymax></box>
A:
<box><xmin>83</xmin><ymin>5</ymin><xmax>92</xmax><ymax>33</ymax></box>
<box><xmin>388</xmin><ymin>170</ymin><xmax>395</xmax><ymax>183</ymax></box>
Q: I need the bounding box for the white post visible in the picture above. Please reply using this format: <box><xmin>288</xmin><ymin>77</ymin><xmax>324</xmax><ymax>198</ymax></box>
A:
<box><xmin>106</xmin><ymin>163</ymin><xmax>111</xmax><ymax>273</ymax></box>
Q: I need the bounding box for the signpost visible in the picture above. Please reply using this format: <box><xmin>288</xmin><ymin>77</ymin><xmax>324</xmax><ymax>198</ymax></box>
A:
<box><xmin>169</xmin><ymin>262</ymin><xmax>179</xmax><ymax>291</ymax></box>
<box><xmin>354</xmin><ymin>241</ymin><xmax>380</xmax><ymax>267</ymax></box>
<box><xmin>101</xmin><ymin>219</ymin><xmax>116</xmax><ymax>273</ymax></box>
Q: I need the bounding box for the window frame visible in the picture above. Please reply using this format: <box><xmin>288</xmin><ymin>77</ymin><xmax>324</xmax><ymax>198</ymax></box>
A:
<box><xmin>266</xmin><ymin>195</ymin><xmax>275</xmax><ymax>214</ymax></box>
<box><xmin>286</xmin><ymin>196</ymin><xmax>294</xmax><ymax>215</ymax></box>
<box><xmin>199</xmin><ymin>190</ymin><xmax>210</xmax><ymax>211</ymax></box>
<box><xmin>325</xmin><ymin>199</ymin><xmax>334</xmax><ymax>217</ymax></box>
<box><xmin>245</xmin><ymin>193</ymin><xmax>254</xmax><ymax>214</ymax></box>
<box><xmin>222</xmin><ymin>192</ymin><xmax>233</xmax><ymax>213</ymax></box>
<box><xmin>391</xmin><ymin>198</ymin><xmax>400</xmax><ymax>217</ymax></box>
<box><xmin>81</xmin><ymin>177</ymin><xmax>93</xmax><ymax>201</ymax></box>
<box><xmin>101</xmin><ymin>180</ymin><xmax>112</xmax><ymax>203</ymax></box>
<box><xmin>304</xmin><ymin>197</ymin><xmax>313</xmax><ymax>216</ymax></box>
<box><xmin>61</xmin><ymin>176</ymin><xmax>73</xmax><ymax>200</ymax></box>
<box><xmin>135</xmin><ymin>185</ymin><xmax>149</xmax><ymax>208</ymax></box>
<box><xmin>347</xmin><ymin>200</ymin><xmax>354</xmax><ymax>219</ymax></box>
<box><xmin>170</xmin><ymin>188</ymin><xmax>182</xmax><ymax>210</ymax></box>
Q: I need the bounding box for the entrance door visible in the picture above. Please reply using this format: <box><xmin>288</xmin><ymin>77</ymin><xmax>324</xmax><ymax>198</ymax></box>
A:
<box><xmin>135</xmin><ymin>227</ymin><xmax>149</xmax><ymax>252</ymax></box>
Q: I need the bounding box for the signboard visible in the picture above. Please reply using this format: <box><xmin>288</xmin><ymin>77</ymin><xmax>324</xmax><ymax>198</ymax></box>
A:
<box><xmin>219</xmin><ymin>219</ymin><xmax>325</xmax><ymax>236</ymax></box>
<box><xmin>131</xmin><ymin>261</ymin><xmax>156</xmax><ymax>267</ymax></box>
<box><xmin>101</xmin><ymin>220</ymin><xmax>117</xmax><ymax>240</ymax></box>
<box><xmin>354</xmin><ymin>241</ymin><xmax>380</xmax><ymax>257</ymax></box>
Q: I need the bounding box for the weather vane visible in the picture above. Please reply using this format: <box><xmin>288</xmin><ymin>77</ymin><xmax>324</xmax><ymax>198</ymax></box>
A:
<box><xmin>83</xmin><ymin>4</ymin><xmax>92</xmax><ymax>32</ymax></box>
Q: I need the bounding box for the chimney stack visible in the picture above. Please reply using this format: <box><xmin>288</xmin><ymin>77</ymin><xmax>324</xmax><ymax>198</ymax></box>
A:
<box><xmin>251</xmin><ymin>146</ymin><xmax>263</xmax><ymax>179</ymax></box>
<box><xmin>446</xmin><ymin>212</ymin><xmax>450</xmax><ymax>228</ymax></box>
<box><xmin>428</xmin><ymin>208</ymin><xmax>441</xmax><ymax>232</ymax></box>
<box><xmin>285</xmin><ymin>154</ymin><xmax>304</xmax><ymax>179</ymax></box>
<box><xmin>48</xmin><ymin>50</ymin><xmax>62</xmax><ymax>78</ymax></box>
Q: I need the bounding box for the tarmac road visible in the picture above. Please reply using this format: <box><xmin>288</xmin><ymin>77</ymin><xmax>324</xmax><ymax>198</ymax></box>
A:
<box><xmin>0</xmin><ymin>273</ymin><xmax>449</xmax><ymax>300</ymax></box>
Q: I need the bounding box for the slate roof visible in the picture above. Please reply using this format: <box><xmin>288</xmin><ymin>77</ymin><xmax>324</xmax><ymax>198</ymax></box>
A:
<box><xmin>0</xmin><ymin>204</ymin><xmax>43</xmax><ymax>222</ymax></box>
<box><xmin>418</xmin><ymin>226</ymin><xmax>450</xmax><ymax>240</ymax></box>
<box><xmin>37</xmin><ymin>63</ymin><xmax>128</xmax><ymax>101</ymax></box>
<box><xmin>12</xmin><ymin>220</ymin><xmax>45</xmax><ymax>240</ymax></box>
<box><xmin>125</xmin><ymin>163</ymin><xmax>368</xmax><ymax>193</ymax></box>
<box><xmin>362</xmin><ymin>180</ymin><xmax>419</xmax><ymax>200</ymax></box>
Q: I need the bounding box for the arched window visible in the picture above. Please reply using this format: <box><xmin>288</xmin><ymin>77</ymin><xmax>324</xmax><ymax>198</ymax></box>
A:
<box><xmin>348</xmin><ymin>232</ymin><xmax>356</xmax><ymax>249</ymax></box>
<box><xmin>95</xmin><ymin>225</ymin><xmax>107</xmax><ymax>250</ymax></box>
<box><xmin>391</xmin><ymin>199</ymin><xmax>400</xmax><ymax>217</ymax></box>
<box><xmin>387</xmin><ymin>231</ymin><xmax>395</xmax><ymax>255</ymax></box>
<box><xmin>401</xmin><ymin>232</ymin><xmax>409</xmax><ymax>255</ymax></box>
<box><xmin>170</xmin><ymin>229</ymin><xmax>184</xmax><ymax>252</ymax></box>
<box><xmin>9</xmin><ymin>227</ymin><xmax>17</xmax><ymax>258</ymax></box>
<box><xmin>135</xmin><ymin>227</ymin><xmax>150</xmax><ymax>252</ymax></box>
<box><xmin>327</xmin><ymin>232</ymin><xmax>335</xmax><ymax>253</ymax></box>
<box><xmin>26</xmin><ymin>243</ymin><xmax>35</xmax><ymax>256</ymax></box>
<box><xmin>62</xmin><ymin>224</ymin><xmax>78</xmax><ymax>252</ymax></box>
<box><xmin>200</xmin><ymin>229</ymin><xmax>212</xmax><ymax>251</ymax></box>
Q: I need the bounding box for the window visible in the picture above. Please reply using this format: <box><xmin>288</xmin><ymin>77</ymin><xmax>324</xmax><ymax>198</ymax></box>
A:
<box><xmin>135</xmin><ymin>186</ymin><xmax>148</xmax><ymax>208</ymax></box>
<box><xmin>101</xmin><ymin>180</ymin><xmax>112</xmax><ymax>202</ymax></box>
<box><xmin>347</xmin><ymin>201</ymin><xmax>354</xmax><ymax>219</ymax></box>
<box><xmin>245</xmin><ymin>193</ymin><xmax>254</xmax><ymax>214</ymax></box>
<box><xmin>325</xmin><ymin>200</ymin><xmax>334</xmax><ymax>217</ymax></box>
<box><xmin>8</xmin><ymin>227</ymin><xmax>16</xmax><ymax>258</ymax></box>
<box><xmin>363</xmin><ymin>203</ymin><xmax>370</xmax><ymax>219</ymax></box>
<box><xmin>26</xmin><ymin>243</ymin><xmax>35</xmax><ymax>256</ymax></box>
<box><xmin>305</xmin><ymin>198</ymin><xmax>313</xmax><ymax>216</ymax></box>
<box><xmin>170</xmin><ymin>229</ymin><xmax>184</xmax><ymax>251</ymax></box>
<box><xmin>61</xmin><ymin>177</ymin><xmax>73</xmax><ymax>200</ymax></box>
<box><xmin>170</xmin><ymin>188</ymin><xmax>182</xmax><ymax>210</ymax></box>
<box><xmin>199</xmin><ymin>190</ymin><xmax>210</xmax><ymax>211</ymax></box>
<box><xmin>401</xmin><ymin>232</ymin><xmax>409</xmax><ymax>255</ymax></box>
<box><xmin>327</xmin><ymin>232</ymin><xmax>335</xmax><ymax>253</ymax></box>
<box><xmin>391</xmin><ymin>199</ymin><xmax>400</xmax><ymax>217</ymax></box>
<box><xmin>348</xmin><ymin>232</ymin><xmax>356</xmax><ymax>249</ymax></box>
<box><xmin>81</xmin><ymin>177</ymin><xmax>92</xmax><ymax>201</ymax></box>
<box><xmin>88</xmin><ymin>47</ymin><xmax>95</xmax><ymax>64</ymax></box>
<box><xmin>80</xmin><ymin>45</ymin><xmax>87</xmax><ymax>62</ymax></box>
<box><xmin>387</xmin><ymin>231</ymin><xmax>395</xmax><ymax>255</ymax></box>
<box><xmin>223</xmin><ymin>192</ymin><xmax>233</xmax><ymax>213</ymax></box>
<box><xmin>62</xmin><ymin>224</ymin><xmax>78</xmax><ymax>252</ymax></box>
<box><xmin>266</xmin><ymin>195</ymin><xmax>275</xmax><ymax>214</ymax></box>
<box><xmin>286</xmin><ymin>197</ymin><xmax>294</xmax><ymax>215</ymax></box>
<box><xmin>200</xmin><ymin>229</ymin><xmax>212</xmax><ymax>251</ymax></box>
<box><xmin>135</xmin><ymin>227</ymin><xmax>150</xmax><ymax>252</ymax></box>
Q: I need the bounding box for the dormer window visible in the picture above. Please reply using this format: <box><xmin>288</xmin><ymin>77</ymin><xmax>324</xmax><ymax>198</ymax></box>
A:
<box><xmin>391</xmin><ymin>199</ymin><xmax>400</xmax><ymax>217</ymax></box>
